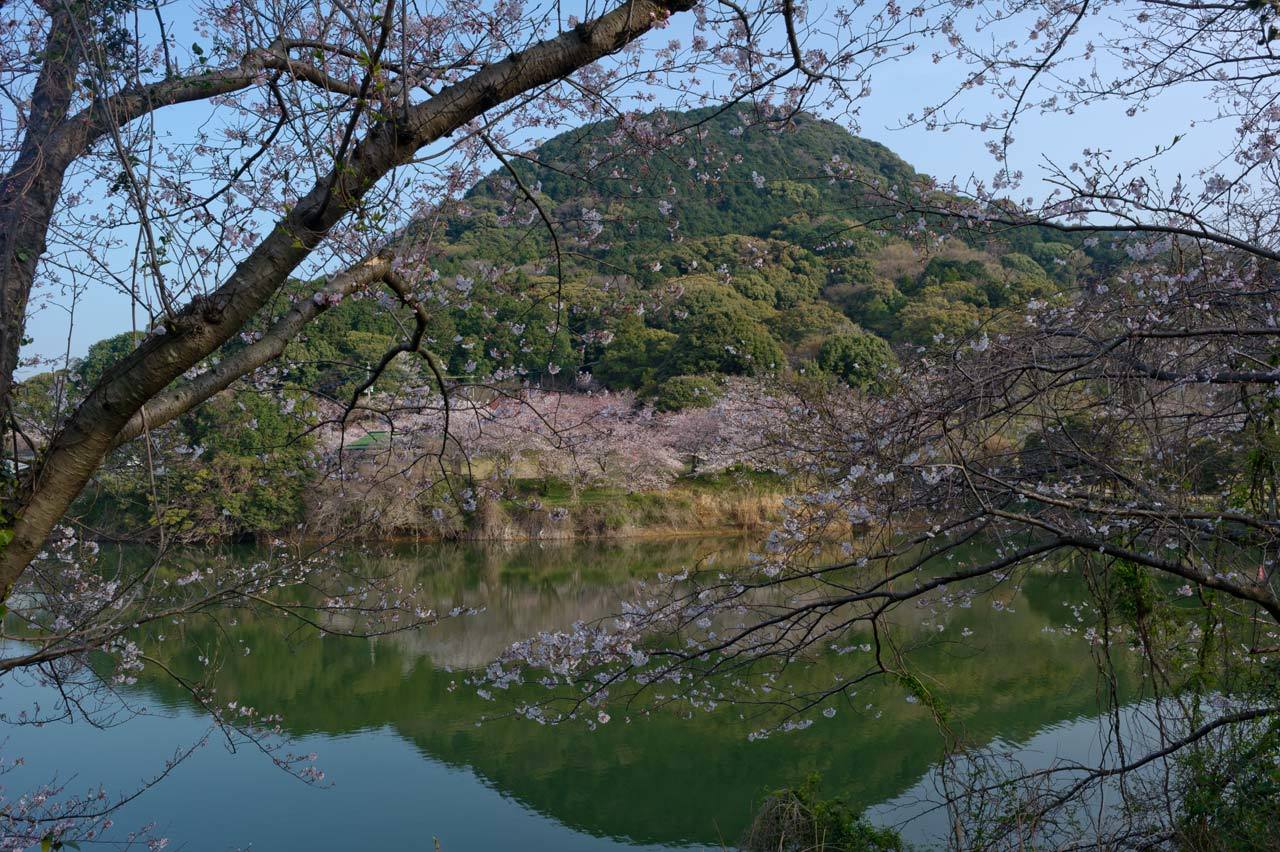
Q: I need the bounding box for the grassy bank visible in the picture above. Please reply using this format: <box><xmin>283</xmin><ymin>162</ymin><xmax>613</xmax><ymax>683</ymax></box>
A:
<box><xmin>473</xmin><ymin>471</ymin><xmax>787</xmax><ymax>541</ymax></box>
<box><xmin>307</xmin><ymin>468</ymin><xmax>791</xmax><ymax>543</ymax></box>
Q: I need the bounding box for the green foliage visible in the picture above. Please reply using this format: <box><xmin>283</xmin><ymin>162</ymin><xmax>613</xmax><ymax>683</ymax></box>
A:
<box><xmin>77</xmin><ymin>331</ymin><xmax>143</xmax><ymax>388</ymax></box>
<box><xmin>654</xmin><ymin>236</ymin><xmax>826</xmax><ymax>308</ymax></box>
<box><xmin>594</xmin><ymin>319</ymin><xmax>676</xmax><ymax>389</ymax></box>
<box><xmin>895</xmin><ymin>293</ymin><xmax>982</xmax><ymax>345</ymax></box>
<box><xmin>335</xmin><ymin>105</ymin><xmax>1103</xmax><ymax>388</ymax></box>
<box><xmin>1028</xmin><ymin>241</ymin><xmax>1083</xmax><ymax>284</ymax></box>
<box><xmin>1174</xmin><ymin>718</ymin><xmax>1280</xmax><ymax>850</ymax></box>
<box><xmin>826</xmin><ymin>268</ymin><xmax>904</xmax><ymax>338</ymax></box>
<box><xmin>892</xmin><ymin>670</ymin><xmax>950</xmax><ymax>723</ymax></box>
<box><xmin>1238</xmin><ymin>388</ymin><xmax>1280</xmax><ymax>516</ymax></box>
<box><xmin>669</xmin><ymin>277</ymin><xmax>776</xmax><ymax>325</ymax></box>
<box><xmin>815</xmin><ymin>330</ymin><xmax>897</xmax><ymax>391</ymax></box>
<box><xmin>469</xmin><ymin>106</ymin><xmax>919</xmax><ymax>248</ymax></box>
<box><xmin>651</xmin><ymin>374</ymin><xmax>723</xmax><ymax>412</ymax></box>
<box><xmin>11</xmin><ymin>369</ymin><xmax>66</xmax><ymax>432</ymax></box>
<box><xmin>742</xmin><ymin>774</ymin><xmax>905</xmax><ymax>852</ymax></box>
<box><xmin>444</xmin><ymin>276</ymin><xmax>581</xmax><ymax>381</ymax></box>
<box><xmin>176</xmin><ymin>388</ymin><xmax>313</xmax><ymax>535</ymax></box>
<box><xmin>915</xmin><ymin>255</ymin><xmax>994</xmax><ymax>296</ymax></box>
<box><xmin>668</xmin><ymin>307</ymin><xmax>783</xmax><ymax>376</ymax></box>
<box><xmin>776</xmin><ymin>302</ymin><xmax>857</xmax><ymax>341</ymax></box>
<box><xmin>280</xmin><ymin>295</ymin><xmax>430</xmax><ymax>397</ymax></box>
<box><xmin>446</xmin><ymin>104</ymin><xmax>1093</xmax><ymax>365</ymax></box>
<box><xmin>664</xmin><ymin>282</ymin><xmax>783</xmax><ymax>376</ymax></box>
<box><xmin>77</xmin><ymin>386</ymin><xmax>315</xmax><ymax>541</ymax></box>
<box><xmin>1111</xmin><ymin>560</ymin><xmax>1157</xmax><ymax>624</ymax></box>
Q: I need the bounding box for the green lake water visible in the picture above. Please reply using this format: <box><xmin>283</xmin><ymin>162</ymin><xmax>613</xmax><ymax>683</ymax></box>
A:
<box><xmin>3</xmin><ymin>537</ymin><xmax>1122</xmax><ymax>849</ymax></box>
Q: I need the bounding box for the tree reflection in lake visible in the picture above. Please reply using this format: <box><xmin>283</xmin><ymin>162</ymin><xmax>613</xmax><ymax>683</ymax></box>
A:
<box><xmin>2</xmin><ymin>538</ymin><xmax>1130</xmax><ymax>849</ymax></box>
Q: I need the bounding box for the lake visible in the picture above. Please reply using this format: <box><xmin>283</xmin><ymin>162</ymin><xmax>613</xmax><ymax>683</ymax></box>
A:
<box><xmin>2</xmin><ymin>537</ymin><xmax>1125</xmax><ymax>850</ymax></box>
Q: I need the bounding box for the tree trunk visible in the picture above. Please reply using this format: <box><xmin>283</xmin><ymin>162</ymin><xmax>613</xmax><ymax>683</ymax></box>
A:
<box><xmin>0</xmin><ymin>6</ymin><xmax>84</xmax><ymax>421</ymax></box>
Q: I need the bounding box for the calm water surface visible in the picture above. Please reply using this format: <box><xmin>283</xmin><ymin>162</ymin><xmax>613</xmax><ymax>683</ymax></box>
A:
<box><xmin>4</xmin><ymin>538</ymin><xmax>1120</xmax><ymax>850</ymax></box>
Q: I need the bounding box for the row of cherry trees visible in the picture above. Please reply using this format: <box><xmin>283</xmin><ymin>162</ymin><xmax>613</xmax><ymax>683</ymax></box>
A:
<box><xmin>298</xmin><ymin>382</ymin><xmax>786</xmax><ymax>536</ymax></box>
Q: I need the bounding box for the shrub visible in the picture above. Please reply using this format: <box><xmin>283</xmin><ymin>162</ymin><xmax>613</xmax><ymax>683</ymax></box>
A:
<box><xmin>742</xmin><ymin>775</ymin><xmax>904</xmax><ymax>852</ymax></box>
<box><xmin>815</xmin><ymin>330</ymin><xmax>897</xmax><ymax>392</ymax></box>
<box><xmin>593</xmin><ymin>320</ymin><xmax>677</xmax><ymax>389</ymax></box>
<box><xmin>667</xmin><ymin>301</ymin><xmax>783</xmax><ymax>377</ymax></box>
<box><xmin>651</xmin><ymin>375</ymin><xmax>723</xmax><ymax>412</ymax></box>
<box><xmin>776</xmin><ymin>303</ymin><xmax>856</xmax><ymax>347</ymax></box>
<box><xmin>1174</xmin><ymin>725</ymin><xmax>1280</xmax><ymax>851</ymax></box>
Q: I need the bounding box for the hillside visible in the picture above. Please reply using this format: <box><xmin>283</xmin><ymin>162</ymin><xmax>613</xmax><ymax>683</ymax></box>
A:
<box><xmin>21</xmin><ymin>105</ymin><xmax>1116</xmax><ymax>540</ymax></box>
<box><xmin>21</xmin><ymin>107</ymin><xmax>1126</xmax><ymax>437</ymax></box>
<box><xmin>291</xmin><ymin>104</ymin><xmax>1106</xmax><ymax>405</ymax></box>
<box><xmin>463</xmin><ymin>105</ymin><xmax>919</xmax><ymax>247</ymax></box>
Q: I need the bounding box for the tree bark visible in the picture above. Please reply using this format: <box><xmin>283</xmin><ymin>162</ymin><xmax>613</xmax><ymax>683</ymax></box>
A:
<box><xmin>0</xmin><ymin>5</ymin><xmax>85</xmax><ymax>421</ymax></box>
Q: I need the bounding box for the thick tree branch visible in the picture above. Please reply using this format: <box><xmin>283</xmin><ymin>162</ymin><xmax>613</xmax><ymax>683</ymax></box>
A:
<box><xmin>111</xmin><ymin>252</ymin><xmax>396</xmax><ymax>446</ymax></box>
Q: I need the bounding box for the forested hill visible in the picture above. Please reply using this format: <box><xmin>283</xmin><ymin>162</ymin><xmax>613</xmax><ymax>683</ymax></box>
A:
<box><xmin>359</xmin><ymin>104</ymin><xmax>1099</xmax><ymax>405</ymax></box>
<box><xmin>462</xmin><ymin>105</ymin><xmax>919</xmax><ymax>247</ymax></box>
<box><xmin>57</xmin><ymin>107</ymin><xmax>1106</xmax><ymax>417</ymax></box>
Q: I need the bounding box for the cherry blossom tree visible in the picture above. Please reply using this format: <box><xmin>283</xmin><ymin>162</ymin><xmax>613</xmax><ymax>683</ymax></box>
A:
<box><xmin>0</xmin><ymin>0</ymin><xmax>916</xmax><ymax>843</ymax></box>
<box><xmin>0</xmin><ymin>0</ymin><xmax>907</xmax><ymax>661</ymax></box>
<box><xmin>485</xmin><ymin>2</ymin><xmax>1280</xmax><ymax>846</ymax></box>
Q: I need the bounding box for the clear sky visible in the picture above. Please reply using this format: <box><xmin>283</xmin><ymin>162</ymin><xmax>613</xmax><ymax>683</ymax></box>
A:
<box><xmin>18</xmin><ymin>0</ymin><xmax>1223</xmax><ymax>366</ymax></box>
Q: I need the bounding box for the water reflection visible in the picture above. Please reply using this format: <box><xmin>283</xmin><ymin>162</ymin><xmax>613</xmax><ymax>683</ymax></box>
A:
<box><xmin>3</xmin><ymin>538</ymin><xmax>1128</xmax><ymax>849</ymax></box>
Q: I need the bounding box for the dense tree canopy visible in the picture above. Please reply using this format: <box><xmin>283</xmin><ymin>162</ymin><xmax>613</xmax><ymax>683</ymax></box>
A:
<box><xmin>814</xmin><ymin>330</ymin><xmax>896</xmax><ymax>391</ymax></box>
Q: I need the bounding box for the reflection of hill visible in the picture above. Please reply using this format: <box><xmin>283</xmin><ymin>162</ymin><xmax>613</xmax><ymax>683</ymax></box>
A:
<box><xmin>131</xmin><ymin>540</ymin><xmax>1130</xmax><ymax>847</ymax></box>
